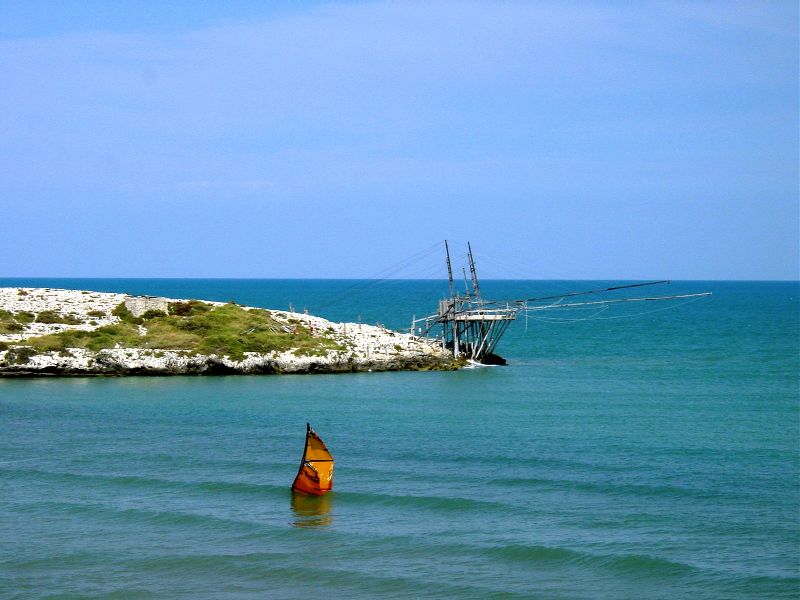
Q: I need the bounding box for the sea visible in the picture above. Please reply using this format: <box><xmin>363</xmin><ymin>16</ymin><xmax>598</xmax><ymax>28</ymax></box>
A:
<box><xmin>0</xmin><ymin>279</ymin><xmax>797</xmax><ymax>599</ymax></box>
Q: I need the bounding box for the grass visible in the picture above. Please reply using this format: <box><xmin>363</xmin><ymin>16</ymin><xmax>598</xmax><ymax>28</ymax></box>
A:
<box><xmin>14</xmin><ymin>301</ymin><xmax>347</xmax><ymax>361</ymax></box>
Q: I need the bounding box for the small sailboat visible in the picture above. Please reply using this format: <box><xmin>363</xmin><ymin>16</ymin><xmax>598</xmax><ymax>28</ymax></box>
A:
<box><xmin>291</xmin><ymin>423</ymin><xmax>334</xmax><ymax>496</ymax></box>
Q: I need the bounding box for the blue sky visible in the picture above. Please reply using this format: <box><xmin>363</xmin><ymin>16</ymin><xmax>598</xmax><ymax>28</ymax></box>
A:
<box><xmin>1</xmin><ymin>1</ymin><xmax>797</xmax><ymax>279</ymax></box>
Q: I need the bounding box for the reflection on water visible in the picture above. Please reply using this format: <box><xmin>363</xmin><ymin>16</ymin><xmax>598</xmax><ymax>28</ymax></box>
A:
<box><xmin>290</xmin><ymin>491</ymin><xmax>333</xmax><ymax>528</ymax></box>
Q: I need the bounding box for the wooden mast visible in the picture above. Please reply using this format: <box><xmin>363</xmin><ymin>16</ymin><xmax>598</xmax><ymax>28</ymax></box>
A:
<box><xmin>428</xmin><ymin>241</ymin><xmax>517</xmax><ymax>364</ymax></box>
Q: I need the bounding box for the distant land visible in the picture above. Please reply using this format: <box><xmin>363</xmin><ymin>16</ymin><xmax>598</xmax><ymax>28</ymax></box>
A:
<box><xmin>0</xmin><ymin>288</ymin><xmax>456</xmax><ymax>376</ymax></box>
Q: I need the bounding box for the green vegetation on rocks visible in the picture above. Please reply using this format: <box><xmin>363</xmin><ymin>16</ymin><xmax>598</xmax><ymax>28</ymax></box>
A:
<box><xmin>35</xmin><ymin>310</ymin><xmax>82</xmax><ymax>325</ymax></box>
<box><xmin>0</xmin><ymin>310</ymin><xmax>26</xmax><ymax>333</ymax></box>
<box><xmin>13</xmin><ymin>301</ymin><xmax>346</xmax><ymax>361</ymax></box>
<box><xmin>4</xmin><ymin>346</ymin><xmax>38</xmax><ymax>364</ymax></box>
<box><xmin>1</xmin><ymin>308</ymin><xmax>80</xmax><ymax>332</ymax></box>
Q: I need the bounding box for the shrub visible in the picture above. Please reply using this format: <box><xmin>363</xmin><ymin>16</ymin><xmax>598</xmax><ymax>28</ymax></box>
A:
<box><xmin>84</xmin><ymin>324</ymin><xmax>141</xmax><ymax>351</ymax></box>
<box><xmin>86</xmin><ymin>310</ymin><xmax>106</xmax><ymax>318</ymax></box>
<box><xmin>141</xmin><ymin>309</ymin><xmax>167</xmax><ymax>320</ymax></box>
<box><xmin>0</xmin><ymin>309</ymin><xmax>26</xmax><ymax>332</ymax></box>
<box><xmin>0</xmin><ymin>322</ymin><xmax>24</xmax><ymax>333</ymax></box>
<box><xmin>168</xmin><ymin>301</ymin><xmax>210</xmax><ymax>317</ymax></box>
<box><xmin>0</xmin><ymin>309</ymin><xmax>25</xmax><ymax>332</ymax></box>
<box><xmin>25</xmin><ymin>323</ymin><xmax>141</xmax><ymax>353</ymax></box>
<box><xmin>35</xmin><ymin>310</ymin><xmax>60</xmax><ymax>324</ymax></box>
<box><xmin>5</xmin><ymin>346</ymin><xmax>38</xmax><ymax>365</ymax></box>
<box><xmin>15</xmin><ymin>311</ymin><xmax>35</xmax><ymax>323</ymax></box>
<box><xmin>111</xmin><ymin>302</ymin><xmax>143</xmax><ymax>325</ymax></box>
<box><xmin>36</xmin><ymin>310</ymin><xmax>81</xmax><ymax>325</ymax></box>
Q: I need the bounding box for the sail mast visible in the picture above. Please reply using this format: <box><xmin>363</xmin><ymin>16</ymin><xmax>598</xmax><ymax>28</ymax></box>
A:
<box><xmin>444</xmin><ymin>240</ymin><xmax>455</xmax><ymax>299</ymax></box>
<box><xmin>467</xmin><ymin>241</ymin><xmax>481</xmax><ymax>301</ymax></box>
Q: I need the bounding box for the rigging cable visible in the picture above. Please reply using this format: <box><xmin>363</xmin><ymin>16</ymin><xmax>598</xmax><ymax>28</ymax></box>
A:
<box><xmin>315</xmin><ymin>241</ymin><xmax>443</xmax><ymax>312</ymax></box>
<box><xmin>523</xmin><ymin>293</ymin><xmax>709</xmax><ymax>322</ymax></box>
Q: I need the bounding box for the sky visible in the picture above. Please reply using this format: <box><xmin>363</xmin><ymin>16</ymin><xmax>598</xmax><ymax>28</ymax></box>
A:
<box><xmin>1</xmin><ymin>0</ymin><xmax>797</xmax><ymax>279</ymax></box>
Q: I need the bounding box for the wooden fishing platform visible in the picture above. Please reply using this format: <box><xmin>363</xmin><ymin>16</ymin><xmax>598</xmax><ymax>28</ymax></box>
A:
<box><xmin>415</xmin><ymin>242</ymin><xmax>516</xmax><ymax>364</ymax></box>
<box><xmin>412</xmin><ymin>241</ymin><xmax>711</xmax><ymax>366</ymax></box>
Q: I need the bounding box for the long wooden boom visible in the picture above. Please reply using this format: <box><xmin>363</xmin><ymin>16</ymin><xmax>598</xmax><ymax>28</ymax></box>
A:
<box><xmin>523</xmin><ymin>292</ymin><xmax>711</xmax><ymax>311</ymax></box>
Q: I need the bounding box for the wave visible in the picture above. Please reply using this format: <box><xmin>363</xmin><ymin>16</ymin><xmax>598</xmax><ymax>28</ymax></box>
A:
<box><xmin>332</xmin><ymin>489</ymin><xmax>508</xmax><ymax>513</ymax></box>
<box><xmin>392</xmin><ymin>450</ymin><xmax>634</xmax><ymax>473</ymax></box>
<box><xmin>9</xmin><ymin>498</ymin><xmax>296</xmax><ymax>537</ymax></box>
<box><xmin>2</xmin><ymin>466</ymin><xmax>288</xmax><ymax>499</ymax></box>
<box><xmin>6</xmin><ymin>503</ymin><xmax>796</xmax><ymax>599</ymax></box>
<box><xmin>483</xmin><ymin>543</ymin><xmax>800</xmax><ymax>592</ymax></box>
<box><xmin>487</xmin><ymin>475</ymin><xmax>740</xmax><ymax>502</ymax></box>
<box><xmin>484</xmin><ymin>544</ymin><xmax>717</xmax><ymax>584</ymax></box>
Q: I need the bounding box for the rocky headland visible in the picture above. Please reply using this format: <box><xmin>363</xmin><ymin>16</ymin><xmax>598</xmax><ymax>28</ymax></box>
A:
<box><xmin>0</xmin><ymin>288</ymin><xmax>457</xmax><ymax>376</ymax></box>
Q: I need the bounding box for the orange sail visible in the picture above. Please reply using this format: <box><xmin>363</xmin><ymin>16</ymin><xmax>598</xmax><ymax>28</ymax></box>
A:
<box><xmin>291</xmin><ymin>423</ymin><xmax>334</xmax><ymax>496</ymax></box>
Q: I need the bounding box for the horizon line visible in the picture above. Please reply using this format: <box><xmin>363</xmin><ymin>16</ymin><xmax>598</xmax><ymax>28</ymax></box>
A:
<box><xmin>0</xmin><ymin>276</ymin><xmax>798</xmax><ymax>283</ymax></box>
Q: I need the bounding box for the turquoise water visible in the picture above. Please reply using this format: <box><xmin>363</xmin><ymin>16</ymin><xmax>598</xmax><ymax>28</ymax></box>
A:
<box><xmin>1</xmin><ymin>280</ymin><xmax>798</xmax><ymax>599</ymax></box>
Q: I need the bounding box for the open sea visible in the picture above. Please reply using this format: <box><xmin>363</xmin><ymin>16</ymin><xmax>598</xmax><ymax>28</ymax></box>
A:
<box><xmin>0</xmin><ymin>279</ymin><xmax>798</xmax><ymax>599</ymax></box>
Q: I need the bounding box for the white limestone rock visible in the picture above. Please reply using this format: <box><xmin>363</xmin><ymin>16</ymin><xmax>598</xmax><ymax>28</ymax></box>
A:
<box><xmin>0</xmin><ymin>287</ymin><xmax>455</xmax><ymax>376</ymax></box>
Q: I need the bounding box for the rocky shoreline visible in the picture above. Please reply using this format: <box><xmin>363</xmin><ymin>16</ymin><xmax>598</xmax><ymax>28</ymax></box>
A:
<box><xmin>0</xmin><ymin>288</ymin><xmax>457</xmax><ymax>376</ymax></box>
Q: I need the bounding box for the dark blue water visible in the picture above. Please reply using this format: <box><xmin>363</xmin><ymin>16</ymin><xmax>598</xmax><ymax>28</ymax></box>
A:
<box><xmin>1</xmin><ymin>280</ymin><xmax>797</xmax><ymax>598</ymax></box>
